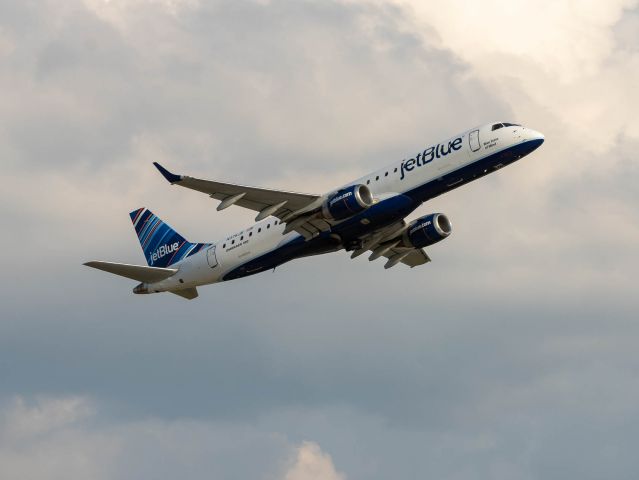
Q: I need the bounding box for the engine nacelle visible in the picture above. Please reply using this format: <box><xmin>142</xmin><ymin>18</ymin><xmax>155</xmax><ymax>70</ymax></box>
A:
<box><xmin>402</xmin><ymin>213</ymin><xmax>452</xmax><ymax>248</ymax></box>
<box><xmin>322</xmin><ymin>184</ymin><xmax>374</xmax><ymax>221</ymax></box>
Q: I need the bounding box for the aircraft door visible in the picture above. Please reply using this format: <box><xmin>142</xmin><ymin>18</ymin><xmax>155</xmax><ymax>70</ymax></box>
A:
<box><xmin>206</xmin><ymin>245</ymin><xmax>218</xmax><ymax>268</ymax></box>
<box><xmin>469</xmin><ymin>129</ymin><xmax>481</xmax><ymax>152</ymax></box>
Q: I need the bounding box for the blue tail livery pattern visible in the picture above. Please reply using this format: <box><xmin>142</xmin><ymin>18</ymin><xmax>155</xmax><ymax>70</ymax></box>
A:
<box><xmin>129</xmin><ymin>208</ymin><xmax>209</xmax><ymax>267</ymax></box>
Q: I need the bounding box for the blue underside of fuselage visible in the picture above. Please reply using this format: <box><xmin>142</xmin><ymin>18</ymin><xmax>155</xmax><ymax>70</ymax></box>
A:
<box><xmin>222</xmin><ymin>139</ymin><xmax>543</xmax><ymax>281</ymax></box>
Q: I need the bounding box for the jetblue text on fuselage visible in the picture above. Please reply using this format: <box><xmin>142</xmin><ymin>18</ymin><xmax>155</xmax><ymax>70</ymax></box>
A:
<box><xmin>400</xmin><ymin>137</ymin><xmax>463</xmax><ymax>180</ymax></box>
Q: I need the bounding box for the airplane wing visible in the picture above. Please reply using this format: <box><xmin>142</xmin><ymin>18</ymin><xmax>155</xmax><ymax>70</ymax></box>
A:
<box><xmin>153</xmin><ymin>163</ymin><xmax>329</xmax><ymax>239</ymax></box>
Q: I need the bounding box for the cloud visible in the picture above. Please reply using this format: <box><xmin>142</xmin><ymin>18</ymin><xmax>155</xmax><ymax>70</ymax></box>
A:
<box><xmin>0</xmin><ymin>397</ymin><xmax>116</xmax><ymax>480</ymax></box>
<box><xmin>0</xmin><ymin>396</ymin><xmax>306</xmax><ymax>480</ymax></box>
<box><xmin>0</xmin><ymin>396</ymin><xmax>350</xmax><ymax>480</ymax></box>
<box><xmin>397</xmin><ymin>0</ymin><xmax>636</xmax><ymax>79</ymax></box>
<box><xmin>1</xmin><ymin>1</ymin><xmax>638</xmax><ymax>479</ymax></box>
<box><xmin>394</xmin><ymin>0</ymin><xmax>639</xmax><ymax>156</ymax></box>
<box><xmin>1</xmin><ymin>396</ymin><xmax>93</xmax><ymax>441</ymax></box>
<box><xmin>1</xmin><ymin>0</ymin><xmax>507</xmax><ymax>179</ymax></box>
<box><xmin>283</xmin><ymin>442</ymin><xmax>345</xmax><ymax>480</ymax></box>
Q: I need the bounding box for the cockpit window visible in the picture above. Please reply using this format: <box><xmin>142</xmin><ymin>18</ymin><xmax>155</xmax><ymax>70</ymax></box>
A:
<box><xmin>492</xmin><ymin>122</ymin><xmax>521</xmax><ymax>130</ymax></box>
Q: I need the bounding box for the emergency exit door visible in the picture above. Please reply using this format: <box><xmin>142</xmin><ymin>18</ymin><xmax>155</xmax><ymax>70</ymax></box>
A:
<box><xmin>206</xmin><ymin>245</ymin><xmax>218</xmax><ymax>268</ymax></box>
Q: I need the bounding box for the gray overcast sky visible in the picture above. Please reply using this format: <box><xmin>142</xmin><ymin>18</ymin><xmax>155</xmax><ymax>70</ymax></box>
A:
<box><xmin>1</xmin><ymin>1</ymin><xmax>638</xmax><ymax>479</ymax></box>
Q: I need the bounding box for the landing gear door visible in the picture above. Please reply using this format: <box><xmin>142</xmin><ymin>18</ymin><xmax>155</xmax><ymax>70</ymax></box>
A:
<box><xmin>469</xmin><ymin>129</ymin><xmax>481</xmax><ymax>152</ymax></box>
<box><xmin>206</xmin><ymin>245</ymin><xmax>218</xmax><ymax>268</ymax></box>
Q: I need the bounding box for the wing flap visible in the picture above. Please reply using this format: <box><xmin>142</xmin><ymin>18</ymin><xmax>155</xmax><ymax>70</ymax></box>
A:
<box><xmin>170</xmin><ymin>287</ymin><xmax>199</xmax><ymax>300</ymax></box>
<box><xmin>384</xmin><ymin>248</ymin><xmax>431</xmax><ymax>268</ymax></box>
<box><xmin>84</xmin><ymin>261</ymin><xmax>177</xmax><ymax>283</ymax></box>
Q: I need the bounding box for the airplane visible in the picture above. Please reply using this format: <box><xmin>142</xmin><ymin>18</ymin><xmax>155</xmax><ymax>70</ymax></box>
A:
<box><xmin>85</xmin><ymin>122</ymin><xmax>544</xmax><ymax>299</ymax></box>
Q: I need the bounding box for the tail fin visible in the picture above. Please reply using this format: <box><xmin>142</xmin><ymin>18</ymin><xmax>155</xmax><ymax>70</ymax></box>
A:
<box><xmin>129</xmin><ymin>208</ymin><xmax>206</xmax><ymax>268</ymax></box>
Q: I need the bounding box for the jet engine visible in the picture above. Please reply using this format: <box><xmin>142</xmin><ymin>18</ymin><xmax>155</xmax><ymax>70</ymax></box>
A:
<box><xmin>321</xmin><ymin>184</ymin><xmax>374</xmax><ymax>221</ymax></box>
<box><xmin>402</xmin><ymin>213</ymin><xmax>452</xmax><ymax>248</ymax></box>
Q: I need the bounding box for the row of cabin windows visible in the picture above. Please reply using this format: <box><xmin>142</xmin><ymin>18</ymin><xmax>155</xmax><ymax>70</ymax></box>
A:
<box><xmin>222</xmin><ymin>220</ymin><xmax>279</xmax><ymax>248</ymax></box>
<box><xmin>366</xmin><ymin>167</ymin><xmax>399</xmax><ymax>185</ymax></box>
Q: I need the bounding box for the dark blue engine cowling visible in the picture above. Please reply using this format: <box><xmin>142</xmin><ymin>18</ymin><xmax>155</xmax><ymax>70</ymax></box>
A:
<box><xmin>322</xmin><ymin>184</ymin><xmax>374</xmax><ymax>221</ymax></box>
<box><xmin>403</xmin><ymin>213</ymin><xmax>452</xmax><ymax>248</ymax></box>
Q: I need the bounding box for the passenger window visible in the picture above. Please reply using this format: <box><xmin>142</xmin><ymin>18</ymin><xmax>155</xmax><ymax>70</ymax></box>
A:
<box><xmin>366</xmin><ymin>179</ymin><xmax>370</xmax><ymax>185</ymax></box>
<box><xmin>240</xmin><ymin>236</ymin><xmax>243</xmax><ymax>241</ymax></box>
<box><xmin>384</xmin><ymin>172</ymin><xmax>388</xmax><ymax>177</ymax></box>
<box><xmin>249</xmin><ymin>232</ymin><xmax>252</xmax><ymax>237</ymax></box>
<box><xmin>394</xmin><ymin>167</ymin><xmax>398</xmax><ymax>173</ymax></box>
<box><xmin>267</xmin><ymin>224</ymin><xmax>270</xmax><ymax>229</ymax></box>
<box><xmin>223</xmin><ymin>243</ymin><xmax>226</xmax><ymax>248</ymax></box>
<box><xmin>232</xmin><ymin>240</ymin><xmax>235</xmax><ymax>245</ymax></box>
<box><xmin>375</xmin><ymin>175</ymin><xmax>379</xmax><ymax>181</ymax></box>
<box><xmin>258</xmin><ymin>228</ymin><xmax>261</xmax><ymax>233</ymax></box>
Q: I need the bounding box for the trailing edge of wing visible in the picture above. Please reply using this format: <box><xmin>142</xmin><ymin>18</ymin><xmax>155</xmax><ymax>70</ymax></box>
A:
<box><xmin>384</xmin><ymin>248</ymin><xmax>431</xmax><ymax>268</ymax></box>
<box><xmin>84</xmin><ymin>261</ymin><xmax>177</xmax><ymax>283</ymax></box>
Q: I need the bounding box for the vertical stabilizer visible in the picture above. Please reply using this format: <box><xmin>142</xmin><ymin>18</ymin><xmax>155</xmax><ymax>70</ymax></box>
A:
<box><xmin>129</xmin><ymin>208</ymin><xmax>207</xmax><ymax>267</ymax></box>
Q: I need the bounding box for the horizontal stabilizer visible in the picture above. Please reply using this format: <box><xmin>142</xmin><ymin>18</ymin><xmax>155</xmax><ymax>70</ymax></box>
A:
<box><xmin>84</xmin><ymin>261</ymin><xmax>177</xmax><ymax>283</ymax></box>
<box><xmin>170</xmin><ymin>287</ymin><xmax>199</xmax><ymax>300</ymax></box>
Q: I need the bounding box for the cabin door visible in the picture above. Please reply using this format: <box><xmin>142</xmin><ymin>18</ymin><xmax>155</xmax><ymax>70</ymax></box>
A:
<box><xmin>469</xmin><ymin>129</ymin><xmax>481</xmax><ymax>152</ymax></box>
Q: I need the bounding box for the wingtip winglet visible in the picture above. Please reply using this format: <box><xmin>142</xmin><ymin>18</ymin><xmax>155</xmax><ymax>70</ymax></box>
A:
<box><xmin>153</xmin><ymin>162</ymin><xmax>182</xmax><ymax>184</ymax></box>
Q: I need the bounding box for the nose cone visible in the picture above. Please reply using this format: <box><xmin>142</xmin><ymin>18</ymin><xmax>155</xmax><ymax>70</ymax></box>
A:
<box><xmin>524</xmin><ymin>128</ymin><xmax>544</xmax><ymax>153</ymax></box>
<box><xmin>528</xmin><ymin>129</ymin><xmax>545</xmax><ymax>142</ymax></box>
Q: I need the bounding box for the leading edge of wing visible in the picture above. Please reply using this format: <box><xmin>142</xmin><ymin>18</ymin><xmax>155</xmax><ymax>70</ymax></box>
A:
<box><xmin>152</xmin><ymin>162</ymin><xmax>319</xmax><ymax>200</ymax></box>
